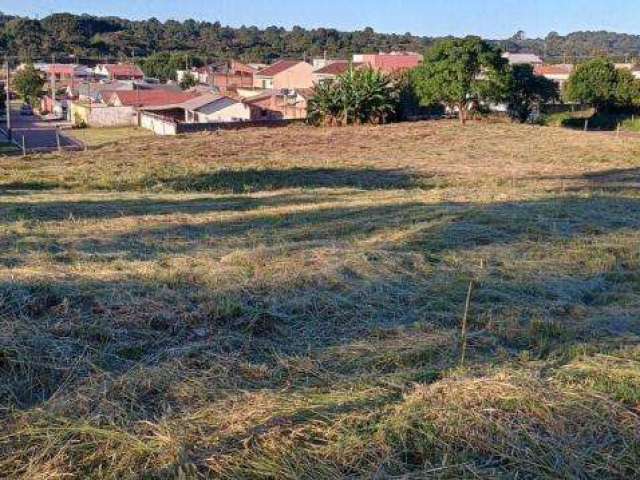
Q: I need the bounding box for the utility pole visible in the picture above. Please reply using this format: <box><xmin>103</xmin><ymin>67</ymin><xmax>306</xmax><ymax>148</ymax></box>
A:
<box><xmin>5</xmin><ymin>57</ymin><xmax>11</xmax><ymax>141</ymax></box>
<box><xmin>51</xmin><ymin>54</ymin><xmax>56</xmax><ymax>110</ymax></box>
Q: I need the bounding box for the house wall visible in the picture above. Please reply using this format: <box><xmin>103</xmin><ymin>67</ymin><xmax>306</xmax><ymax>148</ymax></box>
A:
<box><xmin>212</xmin><ymin>73</ymin><xmax>254</xmax><ymax>92</ymax></box>
<box><xmin>140</xmin><ymin>112</ymin><xmax>178</xmax><ymax>135</ymax></box>
<box><xmin>195</xmin><ymin>99</ymin><xmax>252</xmax><ymax>123</ymax></box>
<box><xmin>272</xmin><ymin>63</ymin><xmax>314</xmax><ymax>90</ymax></box>
<box><xmin>70</xmin><ymin>102</ymin><xmax>138</xmax><ymax>127</ymax></box>
<box><xmin>246</xmin><ymin>95</ymin><xmax>307</xmax><ymax>120</ymax></box>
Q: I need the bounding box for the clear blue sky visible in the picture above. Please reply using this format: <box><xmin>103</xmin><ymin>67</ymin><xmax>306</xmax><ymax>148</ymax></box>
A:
<box><xmin>2</xmin><ymin>0</ymin><xmax>640</xmax><ymax>38</ymax></box>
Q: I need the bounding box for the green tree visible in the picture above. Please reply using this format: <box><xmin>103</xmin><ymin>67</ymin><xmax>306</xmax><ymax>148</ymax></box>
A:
<box><xmin>412</xmin><ymin>37</ymin><xmax>507</xmax><ymax>124</ymax></box>
<box><xmin>308</xmin><ymin>67</ymin><xmax>398</xmax><ymax>126</ymax></box>
<box><xmin>564</xmin><ymin>59</ymin><xmax>619</xmax><ymax>112</ymax></box>
<box><xmin>505</xmin><ymin>64</ymin><xmax>559</xmax><ymax>122</ymax></box>
<box><xmin>13</xmin><ymin>64</ymin><xmax>45</xmax><ymax>106</ymax></box>
<box><xmin>614</xmin><ymin>68</ymin><xmax>640</xmax><ymax>109</ymax></box>
<box><xmin>5</xmin><ymin>18</ymin><xmax>45</xmax><ymax>60</ymax></box>
<box><xmin>141</xmin><ymin>52</ymin><xmax>203</xmax><ymax>82</ymax></box>
<box><xmin>179</xmin><ymin>72</ymin><xmax>198</xmax><ymax>90</ymax></box>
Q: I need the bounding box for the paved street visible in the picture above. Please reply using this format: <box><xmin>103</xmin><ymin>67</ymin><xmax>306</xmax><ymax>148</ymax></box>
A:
<box><xmin>2</xmin><ymin>105</ymin><xmax>82</xmax><ymax>152</ymax></box>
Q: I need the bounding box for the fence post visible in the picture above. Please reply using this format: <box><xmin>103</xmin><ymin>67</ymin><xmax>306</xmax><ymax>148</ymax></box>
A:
<box><xmin>21</xmin><ymin>135</ymin><xmax>26</xmax><ymax>156</ymax></box>
<box><xmin>56</xmin><ymin>128</ymin><xmax>62</xmax><ymax>151</ymax></box>
<box><xmin>584</xmin><ymin>119</ymin><xmax>589</xmax><ymax>132</ymax></box>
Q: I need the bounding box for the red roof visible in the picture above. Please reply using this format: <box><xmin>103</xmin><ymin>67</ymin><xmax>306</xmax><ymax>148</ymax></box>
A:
<box><xmin>48</xmin><ymin>64</ymin><xmax>80</xmax><ymax>75</ymax></box>
<box><xmin>534</xmin><ymin>64</ymin><xmax>573</xmax><ymax>76</ymax></box>
<box><xmin>256</xmin><ymin>60</ymin><xmax>302</xmax><ymax>77</ymax></box>
<box><xmin>314</xmin><ymin>61</ymin><xmax>364</xmax><ymax>76</ymax></box>
<box><xmin>104</xmin><ymin>64</ymin><xmax>144</xmax><ymax>78</ymax></box>
<box><xmin>110</xmin><ymin>90</ymin><xmax>200</xmax><ymax>107</ymax></box>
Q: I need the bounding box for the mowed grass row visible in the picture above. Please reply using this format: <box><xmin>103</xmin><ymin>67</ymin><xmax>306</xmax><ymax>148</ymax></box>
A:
<box><xmin>0</xmin><ymin>121</ymin><xmax>639</xmax><ymax>479</ymax></box>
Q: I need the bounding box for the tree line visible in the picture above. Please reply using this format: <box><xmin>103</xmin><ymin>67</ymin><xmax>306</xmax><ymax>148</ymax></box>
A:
<box><xmin>2</xmin><ymin>12</ymin><xmax>640</xmax><ymax>64</ymax></box>
<box><xmin>309</xmin><ymin>38</ymin><xmax>640</xmax><ymax>127</ymax></box>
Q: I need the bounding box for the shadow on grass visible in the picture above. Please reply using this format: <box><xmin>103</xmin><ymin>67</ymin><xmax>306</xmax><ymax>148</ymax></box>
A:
<box><xmin>1</xmin><ymin>167</ymin><xmax>432</xmax><ymax>194</ymax></box>
<box><xmin>50</xmin><ymin>195</ymin><xmax>640</xmax><ymax>262</ymax></box>
<box><xmin>138</xmin><ymin>167</ymin><xmax>431</xmax><ymax>193</ymax></box>
<box><xmin>3</xmin><ymin>192</ymin><xmax>640</xmax><ymax>411</ymax></box>
<box><xmin>536</xmin><ymin>167</ymin><xmax>640</xmax><ymax>194</ymax></box>
<box><xmin>0</xmin><ymin>191</ymin><xmax>349</xmax><ymax>222</ymax></box>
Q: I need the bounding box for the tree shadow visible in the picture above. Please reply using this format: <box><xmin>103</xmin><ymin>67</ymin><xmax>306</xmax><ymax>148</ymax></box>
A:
<box><xmin>0</xmin><ymin>191</ymin><xmax>348</xmax><ymax>222</ymax></box>
<box><xmin>3</xmin><ymin>193</ymin><xmax>640</xmax><ymax>414</ymax></box>
<box><xmin>536</xmin><ymin>167</ymin><xmax>640</xmax><ymax>194</ymax></box>
<box><xmin>1</xmin><ymin>167</ymin><xmax>432</xmax><ymax>194</ymax></box>
<box><xmin>127</xmin><ymin>167</ymin><xmax>432</xmax><ymax>193</ymax></box>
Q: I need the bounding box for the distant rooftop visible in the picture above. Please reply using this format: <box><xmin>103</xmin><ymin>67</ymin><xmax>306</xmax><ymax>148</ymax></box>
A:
<box><xmin>502</xmin><ymin>53</ymin><xmax>544</xmax><ymax>65</ymax></box>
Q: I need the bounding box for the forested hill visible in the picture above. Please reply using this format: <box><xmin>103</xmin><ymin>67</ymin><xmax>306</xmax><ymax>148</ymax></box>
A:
<box><xmin>1</xmin><ymin>12</ymin><xmax>640</xmax><ymax>63</ymax></box>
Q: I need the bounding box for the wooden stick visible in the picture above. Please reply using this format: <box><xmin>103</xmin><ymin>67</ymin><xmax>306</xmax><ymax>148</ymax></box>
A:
<box><xmin>460</xmin><ymin>280</ymin><xmax>474</xmax><ymax>367</ymax></box>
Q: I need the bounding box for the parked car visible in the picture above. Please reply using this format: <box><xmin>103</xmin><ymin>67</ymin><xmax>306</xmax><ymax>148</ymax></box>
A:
<box><xmin>20</xmin><ymin>104</ymin><xmax>33</xmax><ymax>116</ymax></box>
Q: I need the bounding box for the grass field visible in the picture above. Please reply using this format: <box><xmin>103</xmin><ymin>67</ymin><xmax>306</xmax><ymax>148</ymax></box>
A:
<box><xmin>1</xmin><ymin>120</ymin><xmax>640</xmax><ymax>479</ymax></box>
<box><xmin>68</xmin><ymin>127</ymin><xmax>153</xmax><ymax>148</ymax></box>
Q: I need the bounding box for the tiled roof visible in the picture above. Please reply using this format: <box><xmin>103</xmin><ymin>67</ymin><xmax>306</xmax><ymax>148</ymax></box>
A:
<box><xmin>534</xmin><ymin>64</ymin><xmax>574</xmax><ymax>76</ymax></box>
<box><xmin>314</xmin><ymin>61</ymin><xmax>363</xmax><ymax>76</ymax></box>
<box><xmin>104</xmin><ymin>64</ymin><xmax>144</xmax><ymax>77</ymax></box>
<box><xmin>256</xmin><ymin>60</ymin><xmax>301</xmax><ymax>77</ymax></box>
<box><xmin>141</xmin><ymin>93</ymin><xmax>229</xmax><ymax>111</ymax></box>
<box><xmin>110</xmin><ymin>89</ymin><xmax>199</xmax><ymax>107</ymax></box>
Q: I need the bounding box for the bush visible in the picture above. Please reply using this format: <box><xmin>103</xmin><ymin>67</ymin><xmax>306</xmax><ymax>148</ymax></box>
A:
<box><xmin>308</xmin><ymin>67</ymin><xmax>399</xmax><ymax>126</ymax></box>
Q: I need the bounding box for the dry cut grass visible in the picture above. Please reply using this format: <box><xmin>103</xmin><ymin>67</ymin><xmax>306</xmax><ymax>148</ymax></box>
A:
<box><xmin>1</xmin><ymin>120</ymin><xmax>639</xmax><ymax>479</ymax></box>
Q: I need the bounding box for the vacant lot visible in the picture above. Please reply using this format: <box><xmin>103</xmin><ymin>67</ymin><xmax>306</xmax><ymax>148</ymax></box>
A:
<box><xmin>1</xmin><ymin>121</ymin><xmax>639</xmax><ymax>479</ymax></box>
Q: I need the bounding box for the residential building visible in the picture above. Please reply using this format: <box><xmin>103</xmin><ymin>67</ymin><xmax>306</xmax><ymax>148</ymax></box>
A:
<box><xmin>95</xmin><ymin>64</ymin><xmax>145</xmax><ymax>81</ymax></box>
<box><xmin>313</xmin><ymin>61</ymin><xmax>364</xmax><ymax>84</ymax></box>
<box><xmin>142</xmin><ymin>93</ymin><xmax>254</xmax><ymax>123</ymax></box>
<box><xmin>502</xmin><ymin>53</ymin><xmax>544</xmax><ymax>66</ymax></box>
<box><xmin>44</xmin><ymin>64</ymin><xmax>93</xmax><ymax>86</ymax></box>
<box><xmin>211</xmin><ymin>61</ymin><xmax>258</xmax><ymax>93</ymax></box>
<box><xmin>353</xmin><ymin>52</ymin><xmax>423</xmax><ymax>73</ymax></box>
<box><xmin>614</xmin><ymin>63</ymin><xmax>640</xmax><ymax>79</ymax></box>
<box><xmin>244</xmin><ymin>88</ymin><xmax>313</xmax><ymax>120</ymax></box>
<box><xmin>254</xmin><ymin>61</ymin><xmax>314</xmax><ymax>90</ymax></box>
<box><xmin>534</xmin><ymin>64</ymin><xmax>574</xmax><ymax>89</ymax></box>
<box><xmin>106</xmin><ymin>89</ymin><xmax>199</xmax><ymax>108</ymax></box>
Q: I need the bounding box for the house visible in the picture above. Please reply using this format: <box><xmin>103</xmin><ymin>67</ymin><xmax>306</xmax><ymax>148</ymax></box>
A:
<box><xmin>211</xmin><ymin>61</ymin><xmax>258</xmax><ymax>93</ymax></box>
<box><xmin>142</xmin><ymin>93</ymin><xmax>254</xmax><ymax>123</ymax></box>
<box><xmin>46</xmin><ymin>64</ymin><xmax>93</xmax><ymax>86</ymax></box>
<box><xmin>313</xmin><ymin>61</ymin><xmax>364</xmax><ymax>84</ymax></box>
<box><xmin>534</xmin><ymin>64</ymin><xmax>574</xmax><ymax>89</ymax></box>
<box><xmin>254</xmin><ymin>61</ymin><xmax>314</xmax><ymax>90</ymax></box>
<box><xmin>106</xmin><ymin>89</ymin><xmax>199</xmax><ymax>108</ymax></box>
<box><xmin>352</xmin><ymin>52</ymin><xmax>422</xmax><ymax>73</ymax></box>
<box><xmin>502</xmin><ymin>53</ymin><xmax>544</xmax><ymax>66</ymax></box>
<box><xmin>95</xmin><ymin>64</ymin><xmax>145</xmax><ymax>81</ymax></box>
<box><xmin>614</xmin><ymin>63</ymin><xmax>640</xmax><ymax>79</ymax></box>
<box><xmin>244</xmin><ymin>88</ymin><xmax>313</xmax><ymax>120</ymax></box>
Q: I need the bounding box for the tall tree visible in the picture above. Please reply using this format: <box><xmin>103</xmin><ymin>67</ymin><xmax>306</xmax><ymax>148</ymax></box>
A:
<box><xmin>614</xmin><ymin>68</ymin><xmax>640</xmax><ymax>109</ymax></box>
<box><xmin>505</xmin><ymin>64</ymin><xmax>559</xmax><ymax>122</ymax></box>
<box><xmin>411</xmin><ymin>37</ymin><xmax>507</xmax><ymax>124</ymax></box>
<box><xmin>564</xmin><ymin>59</ymin><xmax>618</xmax><ymax>112</ymax></box>
<box><xmin>13</xmin><ymin>64</ymin><xmax>46</xmax><ymax>106</ymax></box>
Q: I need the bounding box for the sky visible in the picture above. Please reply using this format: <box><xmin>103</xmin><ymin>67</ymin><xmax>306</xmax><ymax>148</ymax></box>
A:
<box><xmin>2</xmin><ymin>0</ymin><xmax>640</xmax><ymax>39</ymax></box>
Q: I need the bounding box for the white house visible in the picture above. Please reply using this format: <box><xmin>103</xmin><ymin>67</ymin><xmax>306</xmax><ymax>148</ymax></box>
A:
<box><xmin>142</xmin><ymin>93</ymin><xmax>253</xmax><ymax>123</ymax></box>
<box><xmin>183</xmin><ymin>94</ymin><xmax>252</xmax><ymax>123</ymax></box>
<box><xmin>502</xmin><ymin>53</ymin><xmax>543</xmax><ymax>66</ymax></box>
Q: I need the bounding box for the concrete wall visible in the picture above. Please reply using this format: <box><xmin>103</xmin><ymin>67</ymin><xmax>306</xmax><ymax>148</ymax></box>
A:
<box><xmin>70</xmin><ymin>102</ymin><xmax>138</xmax><ymax>127</ymax></box>
<box><xmin>140</xmin><ymin>112</ymin><xmax>178</xmax><ymax>135</ymax></box>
